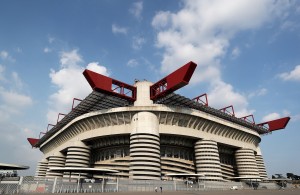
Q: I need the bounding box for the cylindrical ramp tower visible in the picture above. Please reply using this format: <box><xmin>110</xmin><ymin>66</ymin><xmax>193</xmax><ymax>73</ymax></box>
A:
<box><xmin>255</xmin><ymin>147</ymin><xmax>268</xmax><ymax>179</ymax></box>
<box><xmin>64</xmin><ymin>140</ymin><xmax>91</xmax><ymax>178</ymax></box>
<box><xmin>35</xmin><ymin>158</ymin><xmax>48</xmax><ymax>177</ymax></box>
<box><xmin>194</xmin><ymin>139</ymin><xmax>223</xmax><ymax>181</ymax></box>
<box><xmin>235</xmin><ymin>148</ymin><xmax>260</xmax><ymax>179</ymax></box>
<box><xmin>130</xmin><ymin>111</ymin><xmax>161</xmax><ymax>180</ymax></box>
<box><xmin>46</xmin><ymin>152</ymin><xmax>66</xmax><ymax>177</ymax></box>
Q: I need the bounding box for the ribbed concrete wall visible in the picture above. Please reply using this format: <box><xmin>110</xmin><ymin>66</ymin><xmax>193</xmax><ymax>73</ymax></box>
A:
<box><xmin>46</xmin><ymin>152</ymin><xmax>65</xmax><ymax>177</ymax></box>
<box><xmin>195</xmin><ymin>140</ymin><xmax>223</xmax><ymax>181</ymax></box>
<box><xmin>235</xmin><ymin>148</ymin><xmax>259</xmax><ymax>179</ymax></box>
<box><xmin>35</xmin><ymin>159</ymin><xmax>48</xmax><ymax>177</ymax></box>
<box><xmin>255</xmin><ymin>155</ymin><xmax>268</xmax><ymax>179</ymax></box>
<box><xmin>130</xmin><ymin>112</ymin><xmax>161</xmax><ymax>180</ymax></box>
<box><xmin>64</xmin><ymin>141</ymin><xmax>90</xmax><ymax>178</ymax></box>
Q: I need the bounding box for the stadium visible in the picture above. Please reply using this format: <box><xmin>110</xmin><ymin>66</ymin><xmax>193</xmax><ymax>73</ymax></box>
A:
<box><xmin>28</xmin><ymin>61</ymin><xmax>290</xmax><ymax>182</ymax></box>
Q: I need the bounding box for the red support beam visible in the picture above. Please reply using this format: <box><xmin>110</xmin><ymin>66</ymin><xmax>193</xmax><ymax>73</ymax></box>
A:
<box><xmin>27</xmin><ymin>138</ymin><xmax>39</xmax><ymax>148</ymax></box>
<box><xmin>83</xmin><ymin>69</ymin><xmax>136</xmax><ymax>102</ymax></box>
<box><xmin>240</xmin><ymin>114</ymin><xmax>255</xmax><ymax>124</ymax></box>
<box><xmin>257</xmin><ymin>117</ymin><xmax>290</xmax><ymax>132</ymax></box>
<box><xmin>72</xmin><ymin>98</ymin><xmax>82</xmax><ymax>110</ymax></box>
<box><xmin>219</xmin><ymin>105</ymin><xmax>235</xmax><ymax>116</ymax></box>
<box><xmin>150</xmin><ymin>61</ymin><xmax>197</xmax><ymax>100</ymax></box>
<box><xmin>193</xmin><ymin>93</ymin><xmax>208</xmax><ymax>106</ymax></box>
<box><xmin>57</xmin><ymin>113</ymin><xmax>66</xmax><ymax>123</ymax></box>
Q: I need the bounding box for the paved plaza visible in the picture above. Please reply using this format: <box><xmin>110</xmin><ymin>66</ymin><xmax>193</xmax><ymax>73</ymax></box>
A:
<box><xmin>40</xmin><ymin>189</ymin><xmax>300</xmax><ymax>195</ymax></box>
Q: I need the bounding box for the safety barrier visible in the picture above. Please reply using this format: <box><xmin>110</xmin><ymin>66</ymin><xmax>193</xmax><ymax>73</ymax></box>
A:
<box><xmin>0</xmin><ymin>176</ymin><xmax>284</xmax><ymax>194</ymax></box>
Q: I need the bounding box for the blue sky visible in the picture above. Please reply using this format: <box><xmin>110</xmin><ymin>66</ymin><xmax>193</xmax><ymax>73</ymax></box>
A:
<box><xmin>0</xmin><ymin>0</ymin><xmax>299</xmax><ymax>177</ymax></box>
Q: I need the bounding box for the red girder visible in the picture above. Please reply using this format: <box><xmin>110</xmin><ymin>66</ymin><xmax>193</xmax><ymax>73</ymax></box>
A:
<box><xmin>193</xmin><ymin>93</ymin><xmax>208</xmax><ymax>106</ymax></box>
<box><xmin>219</xmin><ymin>105</ymin><xmax>235</xmax><ymax>116</ymax></box>
<box><xmin>83</xmin><ymin>69</ymin><xmax>136</xmax><ymax>102</ymax></box>
<box><xmin>240</xmin><ymin>114</ymin><xmax>255</xmax><ymax>124</ymax></box>
<box><xmin>72</xmin><ymin>98</ymin><xmax>82</xmax><ymax>110</ymax></box>
<box><xmin>150</xmin><ymin>61</ymin><xmax>197</xmax><ymax>100</ymax></box>
<box><xmin>257</xmin><ymin>117</ymin><xmax>290</xmax><ymax>132</ymax></box>
<box><xmin>27</xmin><ymin>138</ymin><xmax>39</xmax><ymax>148</ymax></box>
<box><xmin>57</xmin><ymin>113</ymin><xmax>66</xmax><ymax>123</ymax></box>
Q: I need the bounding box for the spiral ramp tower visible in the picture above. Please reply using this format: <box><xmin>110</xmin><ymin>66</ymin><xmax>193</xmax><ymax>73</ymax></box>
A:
<box><xmin>64</xmin><ymin>141</ymin><xmax>91</xmax><ymax>178</ymax></box>
<box><xmin>255</xmin><ymin>147</ymin><xmax>268</xmax><ymax>179</ymax></box>
<box><xmin>129</xmin><ymin>81</ymin><xmax>161</xmax><ymax>180</ymax></box>
<box><xmin>235</xmin><ymin>148</ymin><xmax>260</xmax><ymax>180</ymax></box>
<box><xmin>35</xmin><ymin>159</ymin><xmax>48</xmax><ymax>177</ymax></box>
<box><xmin>45</xmin><ymin>152</ymin><xmax>66</xmax><ymax>178</ymax></box>
<box><xmin>195</xmin><ymin>139</ymin><xmax>223</xmax><ymax>181</ymax></box>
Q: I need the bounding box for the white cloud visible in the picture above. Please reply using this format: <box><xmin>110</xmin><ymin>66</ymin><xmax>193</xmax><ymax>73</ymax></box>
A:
<box><xmin>86</xmin><ymin>62</ymin><xmax>109</xmax><ymax>74</ymax></box>
<box><xmin>262</xmin><ymin>112</ymin><xmax>281</xmax><ymax>122</ymax></box>
<box><xmin>12</xmin><ymin>72</ymin><xmax>24</xmax><ymax>89</ymax></box>
<box><xmin>127</xmin><ymin>59</ymin><xmax>139</xmax><ymax>67</ymax></box>
<box><xmin>47</xmin><ymin>50</ymin><xmax>109</xmax><ymax>124</ymax></box>
<box><xmin>231</xmin><ymin>47</ymin><xmax>240</xmax><ymax>59</ymax></box>
<box><xmin>0</xmin><ymin>119</ymin><xmax>42</xmax><ymax>175</ymax></box>
<box><xmin>0</xmin><ymin>90</ymin><xmax>32</xmax><ymax>109</ymax></box>
<box><xmin>48</xmin><ymin>36</ymin><xmax>55</xmax><ymax>43</ymax></box>
<box><xmin>129</xmin><ymin>1</ymin><xmax>143</xmax><ymax>20</ymax></box>
<box><xmin>0</xmin><ymin>50</ymin><xmax>9</xmax><ymax>59</ymax></box>
<box><xmin>0</xmin><ymin>65</ymin><xmax>5</xmax><ymax>81</ymax></box>
<box><xmin>60</xmin><ymin>49</ymin><xmax>83</xmax><ymax>68</ymax></box>
<box><xmin>248</xmin><ymin>88</ymin><xmax>268</xmax><ymax>98</ymax></box>
<box><xmin>0</xmin><ymin>67</ymin><xmax>32</xmax><ymax>114</ymax></box>
<box><xmin>112</xmin><ymin>24</ymin><xmax>128</xmax><ymax>35</ymax></box>
<box><xmin>152</xmin><ymin>11</ymin><xmax>172</xmax><ymax>29</ymax></box>
<box><xmin>132</xmin><ymin>36</ymin><xmax>146</xmax><ymax>50</ymax></box>
<box><xmin>152</xmin><ymin>0</ymin><xmax>292</xmax><ymax>115</ymax></box>
<box><xmin>44</xmin><ymin>47</ymin><xmax>52</xmax><ymax>53</ymax></box>
<box><xmin>208</xmin><ymin>81</ymin><xmax>254</xmax><ymax>117</ymax></box>
<box><xmin>280</xmin><ymin>20</ymin><xmax>297</xmax><ymax>31</ymax></box>
<box><xmin>0</xmin><ymin>50</ymin><xmax>15</xmax><ymax>62</ymax></box>
<box><xmin>279</xmin><ymin>65</ymin><xmax>300</xmax><ymax>81</ymax></box>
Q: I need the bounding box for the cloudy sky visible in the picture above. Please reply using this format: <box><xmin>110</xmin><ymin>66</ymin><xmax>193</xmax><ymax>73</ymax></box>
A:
<box><xmin>0</xmin><ymin>0</ymin><xmax>300</xmax><ymax>177</ymax></box>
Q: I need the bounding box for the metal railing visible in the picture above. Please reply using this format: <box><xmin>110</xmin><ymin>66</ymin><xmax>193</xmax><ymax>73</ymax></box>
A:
<box><xmin>0</xmin><ymin>176</ymin><xmax>283</xmax><ymax>194</ymax></box>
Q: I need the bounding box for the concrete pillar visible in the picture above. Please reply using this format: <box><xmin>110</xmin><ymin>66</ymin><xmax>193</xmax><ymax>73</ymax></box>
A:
<box><xmin>130</xmin><ymin>111</ymin><xmax>161</xmax><ymax>180</ymax></box>
<box><xmin>194</xmin><ymin>139</ymin><xmax>223</xmax><ymax>181</ymax></box>
<box><xmin>255</xmin><ymin>147</ymin><xmax>268</xmax><ymax>179</ymax></box>
<box><xmin>46</xmin><ymin>152</ymin><xmax>66</xmax><ymax>177</ymax></box>
<box><xmin>133</xmin><ymin>81</ymin><xmax>153</xmax><ymax>106</ymax></box>
<box><xmin>235</xmin><ymin>148</ymin><xmax>259</xmax><ymax>179</ymax></box>
<box><xmin>64</xmin><ymin>140</ymin><xmax>91</xmax><ymax>178</ymax></box>
<box><xmin>35</xmin><ymin>158</ymin><xmax>48</xmax><ymax>177</ymax></box>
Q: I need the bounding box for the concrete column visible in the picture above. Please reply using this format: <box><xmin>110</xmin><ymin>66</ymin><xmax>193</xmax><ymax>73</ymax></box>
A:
<box><xmin>35</xmin><ymin>158</ymin><xmax>48</xmax><ymax>177</ymax></box>
<box><xmin>46</xmin><ymin>152</ymin><xmax>66</xmax><ymax>177</ymax></box>
<box><xmin>130</xmin><ymin>111</ymin><xmax>161</xmax><ymax>180</ymax></box>
<box><xmin>194</xmin><ymin>139</ymin><xmax>223</xmax><ymax>181</ymax></box>
<box><xmin>255</xmin><ymin>147</ymin><xmax>268</xmax><ymax>179</ymax></box>
<box><xmin>133</xmin><ymin>81</ymin><xmax>153</xmax><ymax>106</ymax></box>
<box><xmin>235</xmin><ymin>148</ymin><xmax>259</xmax><ymax>179</ymax></box>
<box><xmin>64</xmin><ymin>140</ymin><xmax>91</xmax><ymax>178</ymax></box>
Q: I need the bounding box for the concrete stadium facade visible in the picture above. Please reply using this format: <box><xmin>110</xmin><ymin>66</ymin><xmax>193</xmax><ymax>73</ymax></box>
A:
<box><xmin>31</xmin><ymin>62</ymin><xmax>289</xmax><ymax>181</ymax></box>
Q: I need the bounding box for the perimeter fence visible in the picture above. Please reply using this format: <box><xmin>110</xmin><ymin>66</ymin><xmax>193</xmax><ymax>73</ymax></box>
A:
<box><xmin>0</xmin><ymin>176</ymin><xmax>280</xmax><ymax>194</ymax></box>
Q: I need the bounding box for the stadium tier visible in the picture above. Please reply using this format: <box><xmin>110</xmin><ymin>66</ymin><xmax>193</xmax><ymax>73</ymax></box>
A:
<box><xmin>27</xmin><ymin>61</ymin><xmax>290</xmax><ymax>181</ymax></box>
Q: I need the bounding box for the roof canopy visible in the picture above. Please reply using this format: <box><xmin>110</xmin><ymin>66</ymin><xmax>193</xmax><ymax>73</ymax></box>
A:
<box><xmin>0</xmin><ymin>163</ymin><xmax>29</xmax><ymax>170</ymax></box>
<box><xmin>49</xmin><ymin>167</ymin><xmax>118</xmax><ymax>174</ymax></box>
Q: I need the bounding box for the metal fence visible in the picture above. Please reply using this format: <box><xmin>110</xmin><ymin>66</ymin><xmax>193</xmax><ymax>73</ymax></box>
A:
<box><xmin>0</xmin><ymin>176</ymin><xmax>281</xmax><ymax>194</ymax></box>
